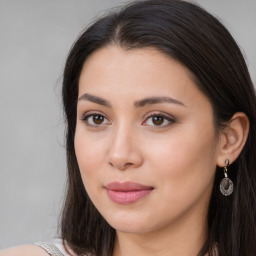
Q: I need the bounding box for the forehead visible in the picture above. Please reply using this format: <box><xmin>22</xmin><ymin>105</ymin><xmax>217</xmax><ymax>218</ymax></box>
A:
<box><xmin>80</xmin><ymin>45</ymin><xmax>194</xmax><ymax>82</ymax></box>
<box><xmin>78</xmin><ymin>45</ymin><xmax>210</xmax><ymax>109</ymax></box>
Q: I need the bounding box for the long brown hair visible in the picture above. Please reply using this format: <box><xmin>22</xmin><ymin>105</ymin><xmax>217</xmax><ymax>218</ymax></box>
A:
<box><xmin>61</xmin><ymin>1</ymin><xmax>256</xmax><ymax>255</ymax></box>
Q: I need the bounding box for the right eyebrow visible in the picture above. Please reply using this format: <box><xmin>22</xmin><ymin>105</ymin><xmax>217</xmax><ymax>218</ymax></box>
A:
<box><xmin>77</xmin><ymin>93</ymin><xmax>112</xmax><ymax>108</ymax></box>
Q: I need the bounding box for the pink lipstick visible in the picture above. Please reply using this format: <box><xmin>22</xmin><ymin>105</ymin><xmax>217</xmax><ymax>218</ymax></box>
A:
<box><xmin>105</xmin><ymin>182</ymin><xmax>153</xmax><ymax>204</ymax></box>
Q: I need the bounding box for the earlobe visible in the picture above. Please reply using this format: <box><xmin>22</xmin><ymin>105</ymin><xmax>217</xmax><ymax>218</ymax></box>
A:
<box><xmin>216</xmin><ymin>112</ymin><xmax>249</xmax><ymax>167</ymax></box>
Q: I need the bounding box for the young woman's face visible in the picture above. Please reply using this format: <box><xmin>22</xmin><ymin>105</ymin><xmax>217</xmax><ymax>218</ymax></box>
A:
<box><xmin>75</xmin><ymin>46</ymin><xmax>220</xmax><ymax>234</ymax></box>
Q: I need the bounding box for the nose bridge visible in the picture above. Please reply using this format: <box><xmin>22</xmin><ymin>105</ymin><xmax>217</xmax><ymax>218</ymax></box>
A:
<box><xmin>108</xmin><ymin>121</ymin><xmax>142</xmax><ymax>170</ymax></box>
<box><xmin>110</xmin><ymin>122</ymin><xmax>134</xmax><ymax>158</ymax></box>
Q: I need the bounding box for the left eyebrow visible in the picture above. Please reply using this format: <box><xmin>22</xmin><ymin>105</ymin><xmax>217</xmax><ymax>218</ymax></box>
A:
<box><xmin>134</xmin><ymin>96</ymin><xmax>185</xmax><ymax>107</ymax></box>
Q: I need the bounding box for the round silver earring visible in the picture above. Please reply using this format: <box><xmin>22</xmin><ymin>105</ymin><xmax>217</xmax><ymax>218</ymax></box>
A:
<box><xmin>220</xmin><ymin>159</ymin><xmax>234</xmax><ymax>196</ymax></box>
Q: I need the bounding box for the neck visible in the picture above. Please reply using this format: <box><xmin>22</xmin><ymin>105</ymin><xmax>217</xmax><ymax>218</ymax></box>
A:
<box><xmin>112</xmin><ymin>208</ymin><xmax>208</xmax><ymax>256</ymax></box>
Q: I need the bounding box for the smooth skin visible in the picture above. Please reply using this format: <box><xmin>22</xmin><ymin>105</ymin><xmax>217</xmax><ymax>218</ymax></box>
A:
<box><xmin>75</xmin><ymin>46</ymin><xmax>249</xmax><ymax>256</ymax></box>
<box><xmin>1</xmin><ymin>46</ymin><xmax>249</xmax><ymax>256</ymax></box>
<box><xmin>0</xmin><ymin>245</ymin><xmax>50</xmax><ymax>256</ymax></box>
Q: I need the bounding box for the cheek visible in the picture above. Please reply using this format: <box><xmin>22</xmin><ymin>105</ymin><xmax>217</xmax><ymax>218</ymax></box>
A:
<box><xmin>145</xmin><ymin>124</ymin><xmax>218</xmax><ymax>202</ymax></box>
<box><xmin>74</xmin><ymin>130</ymin><xmax>105</xmax><ymax>184</ymax></box>
<box><xmin>147</xmin><ymin>126</ymin><xmax>216</xmax><ymax>166</ymax></box>
<box><xmin>74</xmin><ymin>130</ymin><xmax>108</xmax><ymax>207</ymax></box>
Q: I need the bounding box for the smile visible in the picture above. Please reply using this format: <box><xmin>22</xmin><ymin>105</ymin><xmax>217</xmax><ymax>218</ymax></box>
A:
<box><xmin>105</xmin><ymin>182</ymin><xmax>154</xmax><ymax>204</ymax></box>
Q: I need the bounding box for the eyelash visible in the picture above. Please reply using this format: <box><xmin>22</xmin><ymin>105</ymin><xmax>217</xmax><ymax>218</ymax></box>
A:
<box><xmin>80</xmin><ymin>112</ymin><xmax>110</xmax><ymax>128</ymax></box>
<box><xmin>80</xmin><ymin>112</ymin><xmax>175</xmax><ymax>128</ymax></box>
<box><xmin>143</xmin><ymin>112</ymin><xmax>175</xmax><ymax>127</ymax></box>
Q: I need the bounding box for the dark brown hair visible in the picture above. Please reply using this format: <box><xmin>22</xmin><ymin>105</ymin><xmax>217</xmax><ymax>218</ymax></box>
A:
<box><xmin>61</xmin><ymin>1</ymin><xmax>256</xmax><ymax>255</ymax></box>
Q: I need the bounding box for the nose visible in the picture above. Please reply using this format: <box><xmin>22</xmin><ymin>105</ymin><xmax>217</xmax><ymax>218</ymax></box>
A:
<box><xmin>107</xmin><ymin>125</ymin><xmax>143</xmax><ymax>171</ymax></box>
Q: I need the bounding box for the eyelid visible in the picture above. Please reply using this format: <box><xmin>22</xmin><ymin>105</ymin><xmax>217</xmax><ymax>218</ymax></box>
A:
<box><xmin>79</xmin><ymin>110</ymin><xmax>175</xmax><ymax>128</ymax></box>
<box><xmin>144</xmin><ymin>111</ymin><xmax>175</xmax><ymax>119</ymax></box>
<box><xmin>80</xmin><ymin>111</ymin><xmax>111</xmax><ymax>127</ymax></box>
<box><xmin>80</xmin><ymin>110</ymin><xmax>108</xmax><ymax>120</ymax></box>
<box><xmin>142</xmin><ymin>111</ymin><xmax>176</xmax><ymax>127</ymax></box>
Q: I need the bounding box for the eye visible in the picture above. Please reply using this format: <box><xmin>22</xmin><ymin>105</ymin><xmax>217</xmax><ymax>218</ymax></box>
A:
<box><xmin>143</xmin><ymin>113</ymin><xmax>175</xmax><ymax>127</ymax></box>
<box><xmin>81</xmin><ymin>113</ymin><xmax>110</xmax><ymax>127</ymax></box>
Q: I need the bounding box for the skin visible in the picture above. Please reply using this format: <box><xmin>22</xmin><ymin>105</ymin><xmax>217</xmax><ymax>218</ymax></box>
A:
<box><xmin>0</xmin><ymin>245</ymin><xmax>50</xmax><ymax>256</ymax></box>
<box><xmin>1</xmin><ymin>46</ymin><xmax>249</xmax><ymax>256</ymax></box>
<box><xmin>75</xmin><ymin>45</ymin><xmax>221</xmax><ymax>256</ymax></box>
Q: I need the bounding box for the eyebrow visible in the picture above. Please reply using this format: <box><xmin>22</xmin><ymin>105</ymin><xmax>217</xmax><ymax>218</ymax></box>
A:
<box><xmin>78</xmin><ymin>93</ymin><xmax>112</xmax><ymax>108</ymax></box>
<box><xmin>77</xmin><ymin>93</ymin><xmax>185</xmax><ymax>108</ymax></box>
<box><xmin>134</xmin><ymin>96</ymin><xmax>185</xmax><ymax>107</ymax></box>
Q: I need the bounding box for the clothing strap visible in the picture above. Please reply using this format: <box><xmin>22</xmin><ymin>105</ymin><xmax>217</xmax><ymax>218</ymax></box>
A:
<box><xmin>34</xmin><ymin>242</ymin><xmax>65</xmax><ymax>256</ymax></box>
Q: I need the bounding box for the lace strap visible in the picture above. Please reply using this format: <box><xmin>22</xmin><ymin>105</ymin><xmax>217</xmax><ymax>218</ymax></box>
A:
<box><xmin>34</xmin><ymin>242</ymin><xmax>65</xmax><ymax>256</ymax></box>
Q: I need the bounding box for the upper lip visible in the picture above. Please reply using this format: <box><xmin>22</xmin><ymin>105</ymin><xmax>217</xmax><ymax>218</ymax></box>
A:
<box><xmin>105</xmin><ymin>181</ymin><xmax>154</xmax><ymax>191</ymax></box>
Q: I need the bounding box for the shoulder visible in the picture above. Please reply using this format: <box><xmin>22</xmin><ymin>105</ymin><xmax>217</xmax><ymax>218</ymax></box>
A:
<box><xmin>0</xmin><ymin>244</ymin><xmax>49</xmax><ymax>256</ymax></box>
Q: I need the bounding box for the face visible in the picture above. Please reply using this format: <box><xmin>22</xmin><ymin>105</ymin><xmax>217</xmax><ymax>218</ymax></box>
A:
<box><xmin>75</xmin><ymin>45</ymin><xmax>220</xmax><ymax>235</ymax></box>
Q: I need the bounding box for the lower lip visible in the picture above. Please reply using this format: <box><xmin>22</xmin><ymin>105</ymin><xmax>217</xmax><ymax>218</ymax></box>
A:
<box><xmin>106</xmin><ymin>189</ymin><xmax>153</xmax><ymax>204</ymax></box>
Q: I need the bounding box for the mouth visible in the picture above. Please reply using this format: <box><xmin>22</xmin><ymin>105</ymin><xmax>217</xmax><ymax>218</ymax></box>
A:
<box><xmin>105</xmin><ymin>181</ymin><xmax>154</xmax><ymax>204</ymax></box>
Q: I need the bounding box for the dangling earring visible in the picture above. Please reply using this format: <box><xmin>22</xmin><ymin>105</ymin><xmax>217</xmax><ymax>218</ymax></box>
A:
<box><xmin>220</xmin><ymin>159</ymin><xmax>234</xmax><ymax>196</ymax></box>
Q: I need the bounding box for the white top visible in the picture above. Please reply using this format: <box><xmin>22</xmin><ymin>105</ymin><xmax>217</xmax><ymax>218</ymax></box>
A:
<box><xmin>34</xmin><ymin>239</ymin><xmax>74</xmax><ymax>256</ymax></box>
<box><xmin>34</xmin><ymin>239</ymin><xmax>219</xmax><ymax>256</ymax></box>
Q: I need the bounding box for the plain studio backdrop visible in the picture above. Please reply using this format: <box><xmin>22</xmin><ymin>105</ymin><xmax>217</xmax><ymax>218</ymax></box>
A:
<box><xmin>0</xmin><ymin>0</ymin><xmax>255</xmax><ymax>249</ymax></box>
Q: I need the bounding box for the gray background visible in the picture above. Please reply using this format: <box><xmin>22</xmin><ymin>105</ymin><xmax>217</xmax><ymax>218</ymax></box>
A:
<box><xmin>0</xmin><ymin>0</ymin><xmax>255</xmax><ymax>249</ymax></box>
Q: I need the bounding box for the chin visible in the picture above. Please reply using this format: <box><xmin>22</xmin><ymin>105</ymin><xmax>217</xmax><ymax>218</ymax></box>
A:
<box><xmin>103</xmin><ymin>213</ymin><xmax>159</xmax><ymax>234</ymax></box>
<box><xmin>112</xmin><ymin>223</ymin><xmax>153</xmax><ymax>234</ymax></box>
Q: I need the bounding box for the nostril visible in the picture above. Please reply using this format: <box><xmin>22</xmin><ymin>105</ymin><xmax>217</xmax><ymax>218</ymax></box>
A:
<box><xmin>107</xmin><ymin>139</ymin><xmax>143</xmax><ymax>170</ymax></box>
<box><xmin>108</xmin><ymin>159</ymin><xmax>135</xmax><ymax>171</ymax></box>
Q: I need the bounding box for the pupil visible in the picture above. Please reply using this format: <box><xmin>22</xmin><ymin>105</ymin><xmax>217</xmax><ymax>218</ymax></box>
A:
<box><xmin>153</xmin><ymin>116</ymin><xmax>163</xmax><ymax>125</ymax></box>
<box><xmin>93</xmin><ymin>115</ymin><xmax>104</xmax><ymax>124</ymax></box>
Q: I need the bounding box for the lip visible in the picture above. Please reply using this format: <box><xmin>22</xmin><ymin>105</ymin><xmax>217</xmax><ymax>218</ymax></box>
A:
<box><xmin>105</xmin><ymin>182</ymin><xmax>154</xmax><ymax>204</ymax></box>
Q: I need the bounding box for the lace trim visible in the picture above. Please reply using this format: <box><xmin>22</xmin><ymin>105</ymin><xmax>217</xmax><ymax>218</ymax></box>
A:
<box><xmin>34</xmin><ymin>242</ymin><xmax>64</xmax><ymax>256</ymax></box>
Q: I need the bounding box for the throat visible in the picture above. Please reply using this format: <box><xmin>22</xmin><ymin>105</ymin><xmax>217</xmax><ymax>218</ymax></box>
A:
<box><xmin>112</xmin><ymin>225</ymin><xmax>207</xmax><ymax>256</ymax></box>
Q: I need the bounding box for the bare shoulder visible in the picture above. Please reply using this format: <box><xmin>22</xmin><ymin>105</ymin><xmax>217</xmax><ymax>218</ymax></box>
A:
<box><xmin>0</xmin><ymin>244</ymin><xmax>49</xmax><ymax>256</ymax></box>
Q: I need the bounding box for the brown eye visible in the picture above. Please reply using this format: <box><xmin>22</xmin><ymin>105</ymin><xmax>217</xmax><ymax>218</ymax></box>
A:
<box><xmin>143</xmin><ymin>113</ymin><xmax>175</xmax><ymax>127</ymax></box>
<box><xmin>82</xmin><ymin>113</ymin><xmax>109</xmax><ymax>127</ymax></box>
<box><xmin>93</xmin><ymin>115</ymin><xmax>105</xmax><ymax>125</ymax></box>
<box><xmin>152</xmin><ymin>116</ymin><xmax>164</xmax><ymax>125</ymax></box>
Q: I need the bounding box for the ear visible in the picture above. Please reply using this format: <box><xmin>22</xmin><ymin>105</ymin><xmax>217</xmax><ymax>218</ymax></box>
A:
<box><xmin>216</xmin><ymin>112</ymin><xmax>249</xmax><ymax>167</ymax></box>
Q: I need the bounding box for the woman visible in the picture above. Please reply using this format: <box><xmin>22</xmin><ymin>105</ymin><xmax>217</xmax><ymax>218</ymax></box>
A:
<box><xmin>1</xmin><ymin>0</ymin><xmax>256</xmax><ymax>255</ymax></box>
